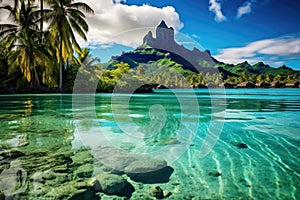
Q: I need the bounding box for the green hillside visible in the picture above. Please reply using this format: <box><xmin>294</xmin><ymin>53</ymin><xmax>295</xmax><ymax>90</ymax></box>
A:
<box><xmin>108</xmin><ymin>47</ymin><xmax>300</xmax><ymax>86</ymax></box>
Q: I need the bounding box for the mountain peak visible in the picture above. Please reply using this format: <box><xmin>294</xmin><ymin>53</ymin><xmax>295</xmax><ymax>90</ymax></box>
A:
<box><xmin>157</xmin><ymin>20</ymin><xmax>168</xmax><ymax>29</ymax></box>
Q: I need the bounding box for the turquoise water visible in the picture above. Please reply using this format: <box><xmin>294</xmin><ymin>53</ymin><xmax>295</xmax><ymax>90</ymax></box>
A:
<box><xmin>0</xmin><ymin>89</ymin><xmax>299</xmax><ymax>199</ymax></box>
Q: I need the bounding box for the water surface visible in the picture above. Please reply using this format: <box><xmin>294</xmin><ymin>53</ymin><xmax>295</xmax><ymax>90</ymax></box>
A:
<box><xmin>0</xmin><ymin>89</ymin><xmax>299</xmax><ymax>199</ymax></box>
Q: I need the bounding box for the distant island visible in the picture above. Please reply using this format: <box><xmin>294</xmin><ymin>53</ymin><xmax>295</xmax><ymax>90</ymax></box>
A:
<box><xmin>1</xmin><ymin>18</ymin><xmax>299</xmax><ymax>94</ymax></box>
<box><xmin>106</xmin><ymin>20</ymin><xmax>300</xmax><ymax>92</ymax></box>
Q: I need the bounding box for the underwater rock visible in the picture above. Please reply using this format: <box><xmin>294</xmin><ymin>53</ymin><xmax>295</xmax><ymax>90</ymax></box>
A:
<box><xmin>125</xmin><ymin>158</ymin><xmax>167</xmax><ymax>174</ymax></box>
<box><xmin>69</xmin><ymin>188</ymin><xmax>100</xmax><ymax>200</ymax></box>
<box><xmin>70</xmin><ymin>179</ymin><xmax>87</xmax><ymax>190</ymax></box>
<box><xmin>87</xmin><ymin>177</ymin><xmax>101</xmax><ymax>192</ymax></box>
<box><xmin>0</xmin><ymin>149</ymin><xmax>25</xmax><ymax>159</ymax></box>
<box><xmin>149</xmin><ymin>186</ymin><xmax>164</xmax><ymax>199</ymax></box>
<box><xmin>53</xmin><ymin>166</ymin><xmax>70</xmax><ymax>174</ymax></box>
<box><xmin>55</xmin><ymin>173</ymin><xmax>72</xmax><ymax>184</ymax></box>
<box><xmin>45</xmin><ymin>184</ymin><xmax>86</xmax><ymax>200</ymax></box>
<box><xmin>17</xmin><ymin>141</ymin><xmax>30</xmax><ymax>147</ymax></box>
<box><xmin>97</xmin><ymin>174</ymin><xmax>135</xmax><ymax>197</ymax></box>
<box><xmin>42</xmin><ymin>170</ymin><xmax>56</xmax><ymax>180</ymax></box>
<box><xmin>231</xmin><ymin>141</ymin><xmax>248</xmax><ymax>149</ymax></box>
<box><xmin>75</xmin><ymin>164</ymin><xmax>94</xmax><ymax>178</ymax></box>
<box><xmin>156</xmin><ymin>138</ymin><xmax>181</xmax><ymax>145</ymax></box>
<box><xmin>71</xmin><ymin>150</ymin><xmax>93</xmax><ymax>167</ymax></box>
<box><xmin>93</xmin><ymin>146</ymin><xmax>174</xmax><ymax>183</ymax></box>
<box><xmin>163</xmin><ymin>190</ymin><xmax>172</xmax><ymax>198</ymax></box>
<box><xmin>125</xmin><ymin>160</ymin><xmax>173</xmax><ymax>183</ymax></box>
<box><xmin>208</xmin><ymin>170</ymin><xmax>221</xmax><ymax>177</ymax></box>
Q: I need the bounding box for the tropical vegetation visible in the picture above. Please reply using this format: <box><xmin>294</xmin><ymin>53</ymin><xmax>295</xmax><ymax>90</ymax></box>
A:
<box><xmin>0</xmin><ymin>0</ymin><xmax>93</xmax><ymax>92</ymax></box>
<box><xmin>0</xmin><ymin>0</ymin><xmax>299</xmax><ymax>93</ymax></box>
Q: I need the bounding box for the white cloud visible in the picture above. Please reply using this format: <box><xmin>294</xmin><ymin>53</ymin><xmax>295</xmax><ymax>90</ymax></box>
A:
<box><xmin>215</xmin><ymin>34</ymin><xmax>300</xmax><ymax>66</ymax></box>
<box><xmin>236</xmin><ymin>0</ymin><xmax>256</xmax><ymax>19</ymax></box>
<box><xmin>75</xmin><ymin>0</ymin><xmax>183</xmax><ymax>48</ymax></box>
<box><xmin>0</xmin><ymin>0</ymin><xmax>183</xmax><ymax>48</ymax></box>
<box><xmin>208</xmin><ymin>0</ymin><xmax>226</xmax><ymax>22</ymax></box>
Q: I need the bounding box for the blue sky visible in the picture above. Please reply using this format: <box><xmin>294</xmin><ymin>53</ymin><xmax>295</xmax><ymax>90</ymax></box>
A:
<box><xmin>79</xmin><ymin>0</ymin><xmax>300</xmax><ymax>70</ymax></box>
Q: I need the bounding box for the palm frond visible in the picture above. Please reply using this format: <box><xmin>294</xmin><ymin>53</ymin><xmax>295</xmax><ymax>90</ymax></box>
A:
<box><xmin>70</xmin><ymin>2</ymin><xmax>94</xmax><ymax>14</ymax></box>
<box><xmin>69</xmin><ymin>18</ymin><xmax>86</xmax><ymax>40</ymax></box>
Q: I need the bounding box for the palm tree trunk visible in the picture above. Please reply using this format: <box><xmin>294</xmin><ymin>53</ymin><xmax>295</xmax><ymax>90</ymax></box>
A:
<box><xmin>59</xmin><ymin>59</ymin><xmax>63</xmax><ymax>92</ymax></box>
<box><xmin>33</xmin><ymin>66</ymin><xmax>40</xmax><ymax>87</ymax></box>
<box><xmin>58</xmin><ymin>37</ymin><xmax>63</xmax><ymax>92</ymax></box>
<box><xmin>40</xmin><ymin>0</ymin><xmax>43</xmax><ymax>44</ymax></box>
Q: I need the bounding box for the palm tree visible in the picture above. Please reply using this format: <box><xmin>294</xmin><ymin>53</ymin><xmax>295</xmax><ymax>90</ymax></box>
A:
<box><xmin>0</xmin><ymin>0</ymin><xmax>55</xmax><ymax>87</ymax></box>
<box><xmin>44</xmin><ymin>0</ymin><xmax>94</xmax><ymax>92</ymax></box>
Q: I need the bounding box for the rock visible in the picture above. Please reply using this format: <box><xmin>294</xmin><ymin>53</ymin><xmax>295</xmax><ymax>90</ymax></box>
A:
<box><xmin>97</xmin><ymin>174</ymin><xmax>134</xmax><ymax>197</ymax></box>
<box><xmin>156</xmin><ymin>138</ymin><xmax>180</xmax><ymax>146</ymax></box>
<box><xmin>125</xmin><ymin>158</ymin><xmax>167</xmax><ymax>174</ymax></box>
<box><xmin>75</xmin><ymin>164</ymin><xmax>93</xmax><ymax>178</ymax></box>
<box><xmin>55</xmin><ymin>173</ymin><xmax>72</xmax><ymax>184</ymax></box>
<box><xmin>17</xmin><ymin>141</ymin><xmax>29</xmax><ymax>147</ymax></box>
<box><xmin>125</xmin><ymin>160</ymin><xmax>174</xmax><ymax>183</ymax></box>
<box><xmin>173</xmin><ymin>188</ymin><xmax>180</xmax><ymax>194</ymax></box>
<box><xmin>149</xmin><ymin>186</ymin><xmax>164</xmax><ymax>199</ymax></box>
<box><xmin>45</xmin><ymin>184</ymin><xmax>87</xmax><ymax>200</ymax></box>
<box><xmin>69</xmin><ymin>189</ymin><xmax>100</xmax><ymax>200</ymax></box>
<box><xmin>87</xmin><ymin>177</ymin><xmax>101</xmax><ymax>192</ymax></box>
<box><xmin>42</xmin><ymin>170</ymin><xmax>56</xmax><ymax>180</ymax></box>
<box><xmin>93</xmin><ymin>146</ymin><xmax>174</xmax><ymax>183</ymax></box>
<box><xmin>208</xmin><ymin>170</ymin><xmax>221</xmax><ymax>177</ymax></box>
<box><xmin>70</xmin><ymin>179</ymin><xmax>87</xmax><ymax>190</ymax></box>
<box><xmin>129</xmin><ymin>166</ymin><xmax>174</xmax><ymax>183</ymax></box>
<box><xmin>0</xmin><ymin>149</ymin><xmax>25</xmax><ymax>159</ymax></box>
<box><xmin>54</xmin><ymin>166</ymin><xmax>70</xmax><ymax>173</ymax></box>
<box><xmin>71</xmin><ymin>150</ymin><xmax>93</xmax><ymax>167</ymax></box>
<box><xmin>231</xmin><ymin>141</ymin><xmax>248</xmax><ymax>149</ymax></box>
<box><xmin>163</xmin><ymin>190</ymin><xmax>172</xmax><ymax>198</ymax></box>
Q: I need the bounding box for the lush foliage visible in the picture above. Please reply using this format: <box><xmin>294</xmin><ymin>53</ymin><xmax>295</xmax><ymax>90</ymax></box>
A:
<box><xmin>0</xmin><ymin>0</ymin><xmax>93</xmax><ymax>91</ymax></box>
<box><xmin>0</xmin><ymin>1</ymin><xmax>299</xmax><ymax>93</ymax></box>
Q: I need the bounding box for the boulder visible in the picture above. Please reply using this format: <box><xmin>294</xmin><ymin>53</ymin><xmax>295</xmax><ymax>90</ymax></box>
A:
<box><xmin>126</xmin><ymin>165</ymin><xmax>174</xmax><ymax>184</ymax></box>
<box><xmin>87</xmin><ymin>177</ymin><xmax>101</xmax><ymax>192</ymax></box>
<box><xmin>208</xmin><ymin>170</ymin><xmax>221</xmax><ymax>177</ymax></box>
<box><xmin>97</xmin><ymin>174</ymin><xmax>134</xmax><ymax>197</ymax></box>
<box><xmin>231</xmin><ymin>141</ymin><xmax>248</xmax><ymax>149</ymax></box>
<box><xmin>0</xmin><ymin>149</ymin><xmax>25</xmax><ymax>159</ymax></box>
<box><xmin>163</xmin><ymin>190</ymin><xmax>172</xmax><ymax>198</ymax></box>
<box><xmin>124</xmin><ymin>158</ymin><xmax>173</xmax><ymax>183</ymax></box>
<box><xmin>75</xmin><ymin>164</ymin><xmax>93</xmax><ymax>178</ymax></box>
<box><xmin>124</xmin><ymin>159</ymin><xmax>167</xmax><ymax>174</ymax></box>
<box><xmin>149</xmin><ymin>186</ymin><xmax>164</xmax><ymax>199</ymax></box>
<box><xmin>17</xmin><ymin>141</ymin><xmax>30</xmax><ymax>147</ymax></box>
<box><xmin>71</xmin><ymin>150</ymin><xmax>93</xmax><ymax>167</ymax></box>
<box><xmin>93</xmin><ymin>146</ymin><xmax>174</xmax><ymax>183</ymax></box>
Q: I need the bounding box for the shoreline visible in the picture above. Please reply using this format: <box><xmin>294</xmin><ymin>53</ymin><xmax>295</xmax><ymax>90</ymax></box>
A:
<box><xmin>0</xmin><ymin>86</ymin><xmax>299</xmax><ymax>95</ymax></box>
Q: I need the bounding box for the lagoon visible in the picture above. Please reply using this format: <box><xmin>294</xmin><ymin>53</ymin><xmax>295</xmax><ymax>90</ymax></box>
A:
<box><xmin>0</xmin><ymin>89</ymin><xmax>299</xmax><ymax>199</ymax></box>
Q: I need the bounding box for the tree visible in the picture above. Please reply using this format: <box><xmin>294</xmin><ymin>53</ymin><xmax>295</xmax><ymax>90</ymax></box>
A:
<box><xmin>136</xmin><ymin>65</ymin><xmax>145</xmax><ymax>77</ymax></box>
<box><xmin>241</xmin><ymin>70</ymin><xmax>249</xmax><ymax>81</ymax></box>
<box><xmin>274</xmin><ymin>74</ymin><xmax>282</xmax><ymax>81</ymax></box>
<box><xmin>256</xmin><ymin>74</ymin><xmax>264</xmax><ymax>83</ymax></box>
<box><xmin>0</xmin><ymin>0</ymin><xmax>55</xmax><ymax>87</ymax></box>
<box><xmin>45</xmin><ymin>0</ymin><xmax>94</xmax><ymax>91</ymax></box>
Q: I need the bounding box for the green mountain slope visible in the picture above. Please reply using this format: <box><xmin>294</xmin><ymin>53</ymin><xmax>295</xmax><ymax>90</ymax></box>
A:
<box><xmin>108</xmin><ymin>47</ymin><xmax>300</xmax><ymax>83</ymax></box>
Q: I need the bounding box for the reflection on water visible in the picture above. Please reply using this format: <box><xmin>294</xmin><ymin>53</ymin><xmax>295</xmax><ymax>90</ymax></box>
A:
<box><xmin>0</xmin><ymin>89</ymin><xmax>299</xmax><ymax>199</ymax></box>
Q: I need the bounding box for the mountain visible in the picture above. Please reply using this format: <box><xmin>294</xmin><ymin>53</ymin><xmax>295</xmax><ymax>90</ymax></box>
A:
<box><xmin>106</xmin><ymin>20</ymin><xmax>300</xmax><ymax>87</ymax></box>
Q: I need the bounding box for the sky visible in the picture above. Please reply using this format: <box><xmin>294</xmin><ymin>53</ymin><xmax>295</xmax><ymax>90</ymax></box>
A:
<box><xmin>0</xmin><ymin>0</ymin><xmax>299</xmax><ymax>69</ymax></box>
<box><xmin>76</xmin><ymin>0</ymin><xmax>300</xmax><ymax>69</ymax></box>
